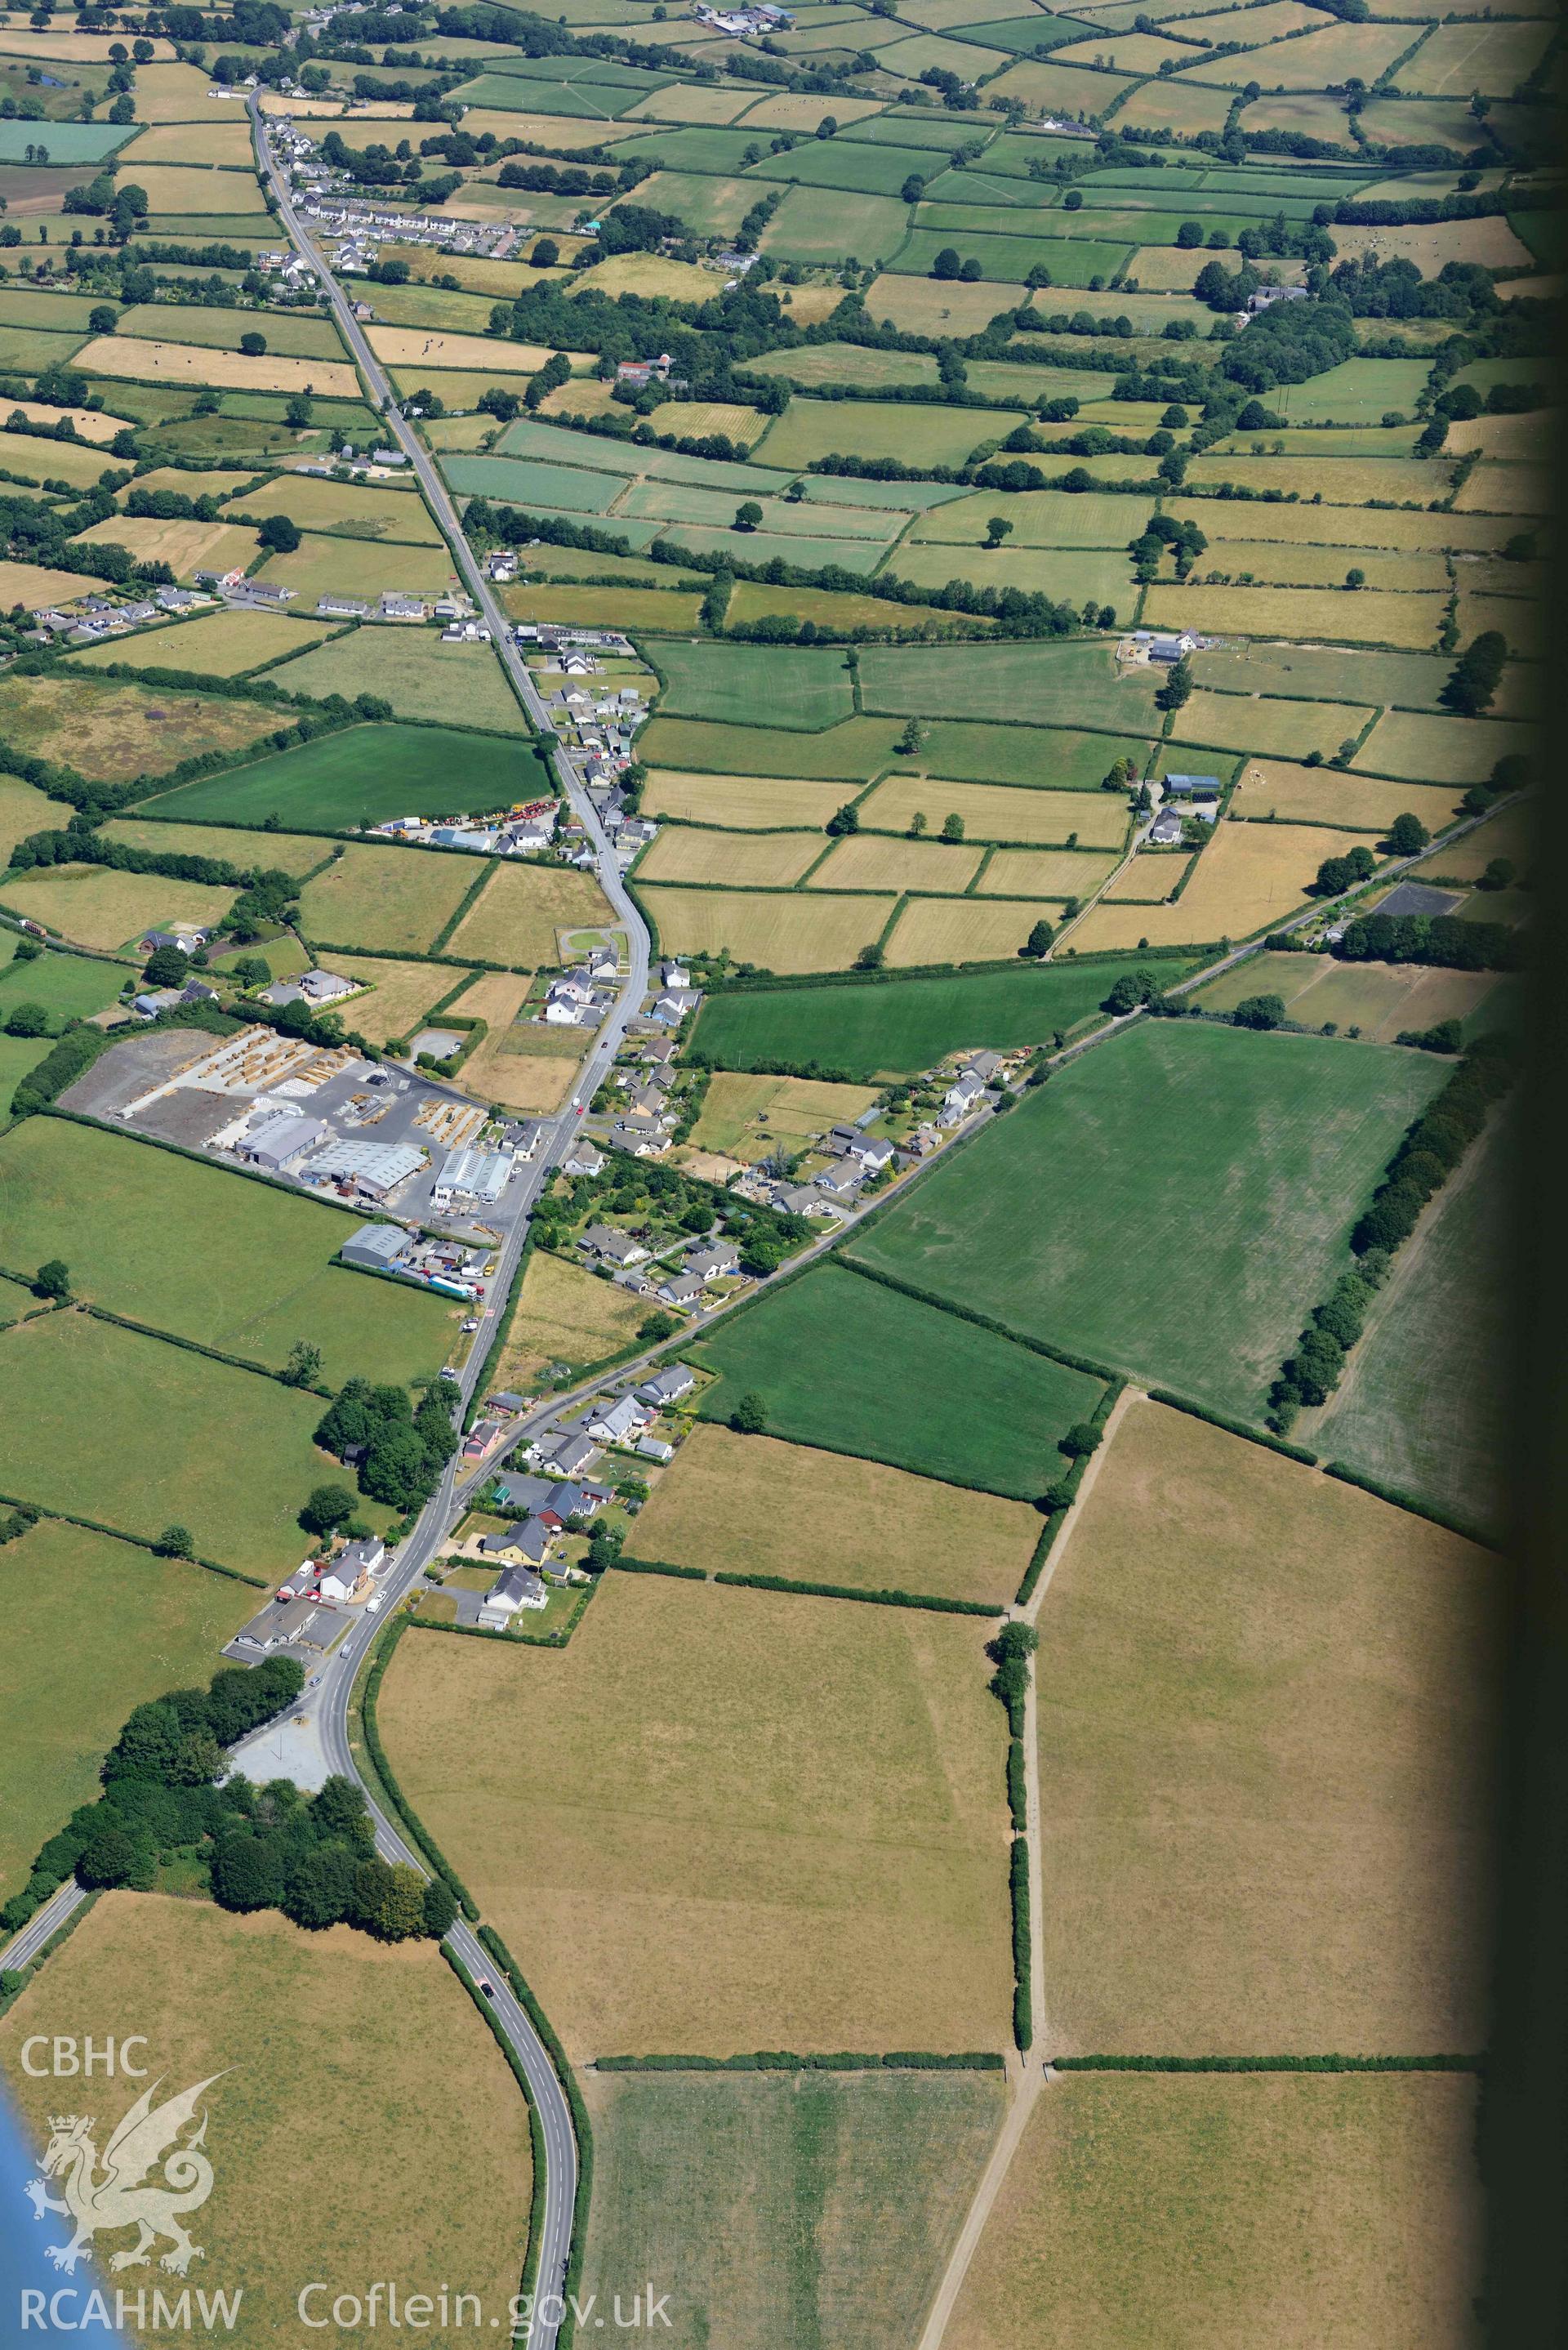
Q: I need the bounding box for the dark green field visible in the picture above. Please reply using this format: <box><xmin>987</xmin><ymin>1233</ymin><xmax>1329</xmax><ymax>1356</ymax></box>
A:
<box><xmin>133</xmin><ymin>722</ymin><xmax>549</xmax><ymax>832</ymax></box>
<box><xmin>845</xmin><ymin>1020</ymin><xmax>1448</xmax><ymax>1420</ymax></box>
<box><xmin>692</xmin><ymin>1260</ymin><xmax>1104</xmax><ymax>1500</ymax></box>
<box><xmin>0</xmin><ymin>948</ymin><xmax>124</xmax><ymax>1028</ymax></box>
<box><xmin>692</xmin><ymin>958</ymin><xmax>1196</xmax><ymax>1081</ymax></box>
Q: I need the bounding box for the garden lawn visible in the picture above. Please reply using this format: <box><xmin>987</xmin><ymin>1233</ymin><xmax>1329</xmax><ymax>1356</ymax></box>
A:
<box><xmin>1035</xmin><ymin>1397</ymin><xmax>1502</xmax><ymax>2056</ymax></box>
<box><xmin>631</xmin><ymin>1423</ymin><xmax>1036</xmax><ymax>1608</ymax></box>
<box><xmin>262</xmin><ymin>627</ymin><xmax>524</xmax><ymax>733</ymax></box>
<box><xmin>377</xmin><ymin>1572</ymin><xmax>1013</xmax><ymax>2058</ymax></box>
<box><xmin>947</xmin><ymin>2072</ymin><xmax>1483</xmax><ymax>2350</ymax></box>
<box><xmin>0</xmin><ymin>1119</ymin><xmax>459</xmax><ymax>1390</ymax></box>
<box><xmin>136</xmin><ymin>722</ymin><xmax>547</xmax><ymax>832</ymax></box>
<box><xmin>582</xmin><ymin>2068</ymin><xmax>1004</xmax><ymax>2350</ymax></box>
<box><xmin>1307</xmin><ymin>1107</ymin><xmax>1512</xmax><ymax>1542</ymax></box>
<box><xmin>0</xmin><ymin>1519</ymin><xmax>255</xmax><ymax>1902</ymax></box>
<box><xmin>844</xmin><ymin>1019</ymin><xmax>1448</xmax><ymax>1418</ymax></box>
<box><xmin>691</xmin><ymin>956</ymin><xmax>1192</xmax><ymax>1079</ymax></box>
<box><xmin>0</xmin><ymin>1895</ymin><xmax>532</xmax><ymax>2343</ymax></box>
<box><xmin>692</xmin><ymin>1260</ymin><xmax>1104</xmax><ymax>1498</ymax></box>
<box><xmin>0</xmin><ymin>1309</ymin><xmax>371</xmax><ymax>1576</ymax></box>
<box><xmin>648</xmin><ymin>641</ymin><xmax>858</xmax><ymax>729</ymax></box>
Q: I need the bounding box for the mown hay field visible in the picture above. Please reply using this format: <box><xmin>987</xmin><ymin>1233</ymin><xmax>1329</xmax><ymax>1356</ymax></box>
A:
<box><xmin>633</xmin><ymin>1422</ymin><xmax>1038</xmax><ymax>1608</ymax></box>
<box><xmin>1058</xmin><ymin>818</ymin><xmax>1365</xmax><ymax>950</ymax></box>
<box><xmin>322</xmin><ymin>953</ymin><xmax>459</xmax><ymax>1046</ymax></box>
<box><xmin>506</xmin><ymin>582</ymin><xmax>706</xmax><ymax>631</ymax></box>
<box><xmin>455</xmin><ymin>974</ymin><xmax>582</xmax><ymax>1112</ymax></box>
<box><xmin>1101</xmin><ymin>851</ymin><xmax>1192</xmax><ymax>903</ymax></box>
<box><xmin>583</xmin><ymin>2068</ymin><xmax>1004</xmax><ymax>2350</ymax></box>
<box><xmin>688</xmin><ymin>1069</ymin><xmax>883</xmax><ymax>1158</ymax></box>
<box><xmin>0</xmin><ymin>1521</ymin><xmax>254</xmax><ymax>1901</ymax></box>
<box><xmin>978</xmin><ymin>848</ymin><xmax>1121</xmax><ymax>898</ymax></box>
<box><xmin>859</xmin><ymin>641</ymin><xmax>1159</xmax><ymax>734</ymax></box>
<box><xmin>1410</xmin><ymin>796</ymin><xmax>1533</xmax><ymax>883</ymax></box>
<box><xmin>1178</xmin><ymin>689</ymin><xmax>1374</xmax><ymax>762</ymax></box>
<box><xmin>858</xmin><ymin>776</ymin><xmax>1131</xmax><ymax>847</ymax></box>
<box><xmin>638</xmin><ymin>716</ymin><xmax>905</xmax><ymax>779</ymax></box>
<box><xmin>0</xmin><ymin>1117</ymin><xmax>458</xmax><ymax>1390</ymax></box>
<box><xmin>1172</xmin><ymin>496</ymin><xmax>1514</xmax><ymax>554</ymax></box>
<box><xmin>0</xmin><ymin>862</ymin><xmax>238</xmax><ymax>951</ymax></box>
<box><xmin>100</xmin><ymin>815</ymin><xmax>326</xmax><ymax>875</ymax></box>
<box><xmin>650</xmin><ymin>640</ymin><xmax>858</xmax><ymax>730</ymax></box>
<box><xmin>1229</xmin><ymin>757</ymin><xmax>1468</xmax><ymax>834</ymax></box>
<box><xmin>693</xmin><ymin>1260</ymin><xmax>1105</xmax><ymax>1499</ymax></box>
<box><xmin>637</xmin><ymin>824</ymin><xmax>825</xmax><ymax>889</ymax></box>
<box><xmin>234</xmin><ymin>471</ymin><xmax>443</xmax><ymax>540</ymax></box>
<box><xmin>1184</xmin><ymin>453</ymin><xmax>1455</xmax><ymax>504</ymax></box>
<box><xmin>365</xmin><ymin>324</ymin><xmax>586</xmax><ymax>372</ymax></box>
<box><xmin>253</xmin><ymin>531</ymin><xmax>456</xmax><ymax>599</ymax></box>
<box><xmin>1036</xmin><ymin>1397</ymin><xmax>1502</xmax><ymax>2054</ymax></box>
<box><xmin>0</xmin><ymin>671</ymin><xmax>277</xmax><ymax>781</ymax></box>
<box><xmin>491</xmin><ymin>1246</ymin><xmax>646</xmax><ymax>1389</ymax></box>
<box><xmin>885</xmin><ymin>894</ymin><xmax>1079</xmax><ymax>965</ymax></box>
<box><xmin>0</xmin><ymin>774</ymin><xmax>72</xmax><ymax>858</ymax></box>
<box><xmin>1143</xmin><ymin>583</ymin><xmax>1444</xmax><ymax>650</ymax></box>
<box><xmin>1192</xmin><ymin>539</ymin><xmax>1446</xmax><ymax>591</ymax></box>
<box><xmin>640</xmin><ymin>885</ymin><xmax>893</xmax><ymax>974</ymax></box>
<box><xmin>378</xmin><ymin>1572</ymin><xmax>1013</xmax><ymax>2058</ymax></box>
<box><xmin>864</xmin><ymin>271</ymin><xmax>1032</xmax><ymax>334</ymax></box>
<box><xmin>809</xmin><ymin>832</ymin><xmax>984</xmax><ymax>895</ymax></box>
<box><xmin>0</xmin><ymin>1894</ymin><xmax>533</xmax><ymax>2347</ymax></box>
<box><xmin>444</xmin><ymin>856</ymin><xmax>615</xmax><ymax>965</ymax></box>
<box><xmin>74</xmin><ymin>334</ymin><xmax>360</xmax><ymax>399</ymax></box>
<box><xmin>1308</xmin><ymin>1106</ymin><xmax>1512</xmax><ymax>1541</ymax></box>
<box><xmin>74</xmin><ymin>604</ymin><xmax>343</xmax><ymax>677</ymax></box>
<box><xmin>1191</xmin><ymin>951</ymin><xmax>1503</xmax><ymax>1043</ymax></box>
<box><xmin>752</xmin><ymin>395</ymin><xmax>1002</xmax><ymax>474</ymax></box>
<box><xmin>115</xmin><ymin>300</ymin><xmax>346</xmax><ymax>361</ymax></box>
<box><xmin>0</xmin><ymin>1309</ymin><xmax>370</xmax><ymax>1575</ymax></box>
<box><xmin>845</xmin><ymin>1019</ymin><xmax>1446</xmax><ymax>1418</ymax></box>
<box><xmin>72</xmin><ymin>512</ymin><xmax>261</xmax><ymax>581</ymax></box>
<box><xmin>263</xmin><ymin>623</ymin><xmax>523</xmax><ymax>731</ymax></box>
<box><xmin>947</xmin><ymin>2072</ymin><xmax>1483</xmax><ymax>2350</ymax></box>
<box><xmin>642</xmin><ymin>768</ymin><xmax>850</xmax><ymax>831</ymax></box>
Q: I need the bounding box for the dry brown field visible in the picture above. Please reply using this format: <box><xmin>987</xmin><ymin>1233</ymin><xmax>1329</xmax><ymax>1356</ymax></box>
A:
<box><xmin>444</xmin><ymin>857</ymin><xmax>614</xmax><ymax>966</ymax></box>
<box><xmin>1100</xmin><ymin>852</ymin><xmax>1192</xmax><ymax>903</ymax></box>
<box><xmin>1229</xmin><ymin>759</ymin><xmax>1469</xmax><ymax>834</ymax></box>
<box><xmin>365</xmin><ymin>325</ymin><xmax>587</xmax><ymax>372</ymax></box>
<box><xmin>1410</xmin><ymin>796</ymin><xmax>1534</xmax><ymax>884</ymax></box>
<box><xmin>377</xmin><ymin>1572</ymin><xmax>1013</xmax><ymax>2058</ymax></box>
<box><xmin>0</xmin><ymin>863</ymin><xmax>237</xmax><ymax>949</ymax></box>
<box><xmin>1065</xmin><ymin>818</ymin><xmax>1372</xmax><ymax>951</ymax></box>
<box><xmin>978</xmin><ymin>849</ymin><xmax>1120</xmax><ymax>898</ymax></box>
<box><xmin>491</xmin><ymin>1246</ymin><xmax>645</xmax><ymax>1389</ymax></box>
<box><xmin>237</xmin><ymin>471</ymin><xmax>444</xmax><ymax>541</ymax></box>
<box><xmin>864</xmin><ymin>274</ymin><xmax>1031</xmax><ymax>336</ymax></box>
<box><xmin>858</xmin><ymin>776</ymin><xmax>1130</xmax><ymax>848</ymax></box>
<box><xmin>1171</xmin><ymin>497</ymin><xmax>1514</xmax><ymax>553</ymax></box>
<box><xmin>946</xmin><ymin>2072</ymin><xmax>1483</xmax><ymax>2350</ymax></box>
<box><xmin>1354</xmin><ymin>707</ymin><xmax>1535</xmax><ymax>783</ymax></box>
<box><xmin>633</xmin><ymin>1423</ymin><xmax>1037</xmax><ymax>1608</ymax></box>
<box><xmin>122</xmin><ymin>61</ymin><xmax>235</xmax><ymax>118</ymax></box>
<box><xmin>635</xmin><ymin>826</ymin><xmax>825</xmax><ymax>888</ymax></box>
<box><xmin>296</xmin><ymin>845</ymin><xmax>476</xmax><ymax>957</ymax></box>
<box><xmin>325</xmin><ymin>953</ymin><xmax>457</xmax><ymax>1044</ymax></box>
<box><xmin>640</xmin><ymin>885</ymin><xmax>893</xmax><ymax>973</ymax></box>
<box><xmin>1193</xmin><ymin>540</ymin><xmax>1446</xmax><ymax>591</ymax></box>
<box><xmin>1454</xmin><ymin>459</ymin><xmax>1552</xmax><ymax>514</ymax></box>
<box><xmin>0</xmin><ymin>1893</ymin><xmax>532</xmax><ymax>2347</ymax></box>
<box><xmin>76</xmin><ymin>334</ymin><xmax>359</xmax><ymax>399</ymax></box>
<box><xmin>449</xmin><ymin>972</ymin><xmax>581</xmax><ymax>1111</ymax></box>
<box><xmin>1036</xmin><ymin>1397</ymin><xmax>1502</xmax><ymax>2054</ymax></box>
<box><xmin>0</xmin><ymin>556</ymin><xmax>117</xmax><ymax>605</ymax></box>
<box><xmin>73</xmin><ymin>604</ymin><xmax>341</xmax><ymax>678</ymax></box>
<box><xmin>1143</xmin><ymin>584</ymin><xmax>1443</xmax><ymax>651</ymax></box>
<box><xmin>807</xmin><ymin>834</ymin><xmax>983</xmax><ymax>895</ymax></box>
<box><xmin>642</xmin><ymin>768</ymin><xmax>850</xmax><ymax>831</ymax></box>
<box><xmin>72</xmin><ymin>514</ymin><xmax>260</xmax><ymax>580</ymax></box>
<box><xmin>884</xmin><ymin>895</ymin><xmax>1066</xmax><ymax>965</ymax></box>
<box><xmin>1330</xmin><ymin>216</ymin><xmax>1537</xmax><ymax>273</ymax></box>
<box><xmin>123</xmin><ymin>119</ymin><xmax>256</xmax><ymax>165</ymax></box>
<box><xmin>100</xmin><ymin>817</ymin><xmax>323</xmax><ymax>876</ymax></box>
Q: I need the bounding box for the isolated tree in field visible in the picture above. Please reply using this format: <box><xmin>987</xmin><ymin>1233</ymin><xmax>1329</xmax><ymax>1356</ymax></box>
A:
<box><xmin>734</xmin><ymin>500</ymin><xmax>764</xmax><ymax>532</ymax></box>
<box><xmin>908</xmin><ymin>809</ymin><xmax>929</xmax><ymax>836</ymax></box>
<box><xmin>1022</xmin><ymin>918</ymin><xmax>1053</xmax><ymax>959</ymax></box>
<box><xmin>284</xmin><ymin>392</ymin><xmax>312</xmax><ymax>428</ymax></box>
<box><xmin>239</xmin><ymin>331</ymin><xmax>266</xmax><ymax>356</ymax></box>
<box><xmin>155</xmin><ymin>1523</ymin><xmax>194</xmax><ymax>1558</ymax></box>
<box><xmin>283</xmin><ymin>1338</ymin><xmax>323</xmax><ymax>1389</ymax></box>
<box><xmin>1344</xmin><ymin>567</ymin><xmax>1365</xmax><ymax>590</ymax></box>
<box><xmin>1441</xmin><ymin>629</ymin><xmax>1507</xmax><ymax>716</ymax></box>
<box><xmin>931</xmin><ymin>245</ymin><xmax>961</xmax><ymax>279</ymax></box>
<box><xmin>941</xmin><ymin>812</ymin><xmax>964</xmax><ymax>842</ymax></box>
<box><xmin>258</xmin><ymin>512</ymin><xmax>301</xmax><ymax>554</ymax></box>
<box><xmin>1314</xmin><ymin>846</ymin><xmax>1376</xmax><ymax>895</ymax></box>
<box><xmin>984</xmin><ymin>515</ymin><xmax>1013</xmax><ymax>549</ymax></box>
<box><xmin>301</xmin><ymin>1483</ymin><xmax>354</xmax><ymax>1536</ymax></box>
<box><xmin>5</xmin><ymin>1000</ymin><xmax>47</xmax><ymax>1037</ymax></box>
<box><xmin>1232</xmin><ymin>992</ymin><xmax>1286</xmax><ymax>1030</ymax></box>
<box><xmin>730</xmin><ymin>1391</ymin><xmax>768</xmax><ymax>1434</ymax></box>
<box><xmin>901</xmin><ymin>172</ymin><xmax>925</xmax><ymax>203</ymax></box>
<box><xmin>895</xmin><ymin>716</ymin><xmax>924</xmax><ymax>756</ymax></box>
<box><xmin>1156</xmin><ymin>654</ymin><xmax>1192</xmax><ymax>712</ymax></box>
<box><xmin>531</xmin><ymin>235</ymin><xmax>559</xmax><ymax>267</ymax></box>
<box><xmin>1387</xmin><ymin>812</ymin><xmax>1430</xmax><ymax>856</ymax></box>
<box><xmin>87</xmin><ymin>302</ymin><xmax>117</xmax><ymax>334</ymax></box>
<box><xmin>856</xmin><ymin>942</ymin><xmax>885</xmax><ymax>970</ymax></box>
<box><xmin>33</xmin><ymin>1257</ymin><xmax>70</xmax><ymax>1301</ymax></box>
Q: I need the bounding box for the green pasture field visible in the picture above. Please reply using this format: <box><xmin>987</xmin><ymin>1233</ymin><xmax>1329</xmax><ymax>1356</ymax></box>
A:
<box><xmin>888</xmin><ymin>542</ymin><xmax>1134</xmax><ymax>611</ymax></box>
<box><xmin>496</xmin><ymin>416</ymin><xmax>791</xmax><ymax>497</ymax></box>
<box><xmin>759</xmin><ymin>185</ymin><xmax>914</xmax><ymax>268</ymax></box>
<box><xmin>859</xmin><ymin>640</ymin><xmax>1159</xmax><ymax>732</ymax></box>
<box><xmin>581</xmin><ymin>2070</ymin><xmax>1005</xmax><ymax>2350</ymax></box>
<box><xmin>0</xmin><ymin>1308</ymin><xmax>381</xmax><ymax>1576</ymax></box>
<box><xmin>895</xmin><ymin>228</ymin><xmax>1134</xmax><ymax>285</ymax></box>
<box><xmin>745</xmin><ymin>344</ymin><xmax>939</xmax><ymax>392</ymax></box>
<box><xmin>134</xmin><ymin>721</ymin><xmax>547</xmax><ymax>832</ymax></box>
<box><xmin>262</xmin><ymin>625</ymin><xmax>523</xmax><ymax>733</ymax></box>
<box><xmin>657</xmin><ymin>521</ymin><xmax>894</xmax><ymax>571</ymax></box>
<box><xmin>1354</xmin><ymin>707</ymin><xmax>1535</xmax><ymax>784</ymax></box>
<box><xmin>746</xmin><ymin>135</ymin><xmax>942</xmax><ymax>196</ymax></box>
<box><xmin>1309</xmin><ymin>1105</ymin><xmax>1512</xmax><ymax>1541</ymax></box>
<box><xmin>692</xmin><ymin>955</ymin><xmax>1195</xmax><ymax>1079</ymax></box>
<box><xmin>0</xmin><ymin>947</ymin><xmax>123</xmax><ymax>1028</ymax></box>
<box><xmin>651</xmin><ymin>640</ymin><xmax>858</xmax><ymax>729</ymax></box>
<box><xmin>0</xmin><ymin>1517</ymin><xmax>256</xmax><ymax>1902</ymax></box>
<box><xmin>751</xmin><ymin>397</ymin><xmax>999</xmax><ymax>473</ymax></box>
<box><xmin>911</xmin><ymin>489</ymin><xmax>1144</xmax><ymax>549</ymax></box>
<box><xmin>844</xmin><ymin>1019</ymin><xmax>1448</xmax><ymax>1420</ymax></box>
<box><xmin>1272</xmin><ymin>356</ymin><xmax>1433</xmax><ymax>422</ymax></box>
<box><xmin>296</xmin><ymin>841</ymin><xmax>479</xmax><ymax>956</ymax></box>
<box><xmin>608</xmin><ymin>166</ymin><xmax>759</xmax><ymax>238</ymax></box>
<box><xmin>0</xmin><ymin>1031</ymin><xmax>50</xmax><ymax>1121</ymax></box>
<box><xmin>101</xmin><ymin>817</ymin><xmax>327</xmax><ymax>876</ymax></box>
<box><xmin>692</xmin><ymin>1260</ymin><xmax>1105</xmax><ymax>1499</ymax></box>
<box><xmin>0</xmin><ymin>1119</ymin><xmax>459</xmax><ymax>1392</ymax></box>
<box><xmin>638</xmin><ymin>714</ymin><xmax>907</xmax><ymax>778</ymax></box>
<box><xmin>1192</xmin><ymin>642</ymin><xmax>1461</xmax><ymax>712</ymax></box>
<box><xmin>114</xmin><ymin>301</ymin><xmax>346</xmax><ymax>361</ymax></box>
<box><xmin>441</xmin><ymin>453</ymin><xmax>626</xmax><ymax>512</ymax></box>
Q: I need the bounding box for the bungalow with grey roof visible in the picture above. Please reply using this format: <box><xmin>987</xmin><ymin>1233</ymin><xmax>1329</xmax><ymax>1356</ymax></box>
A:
<box><xmin>636</xmin><ymin>1362</ymin><xmax>696</xmax><ymax>1407</ymax></box>
<box><xmin>480</xmin><ymin>1563</ymin><xmax>548</xmax><ymax>1622</ymax></box>
<box><xmin>577</xmin><ymin>1224</ymin><xmax>649</xmax><ymax>1267</ymax></box>
<box><xmin>657</xmin><ymin>1269</ymin><xmax>705</xmax><ymax>1308</ymax></box>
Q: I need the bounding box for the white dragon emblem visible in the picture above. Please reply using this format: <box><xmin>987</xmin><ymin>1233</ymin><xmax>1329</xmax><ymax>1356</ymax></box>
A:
<box><xmin>24</xmin><ymin>2074</ymin><xmax>226</xmax><ymax>2277</ymax></box>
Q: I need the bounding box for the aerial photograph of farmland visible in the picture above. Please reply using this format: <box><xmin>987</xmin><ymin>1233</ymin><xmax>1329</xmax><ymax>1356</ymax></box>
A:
<box><xmin>0</xmin><ymin>0</ymin><xmax>1557</xmax><ymax>2338</ymax></box>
